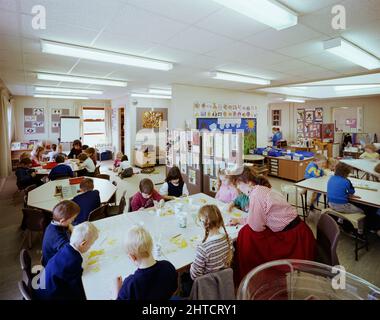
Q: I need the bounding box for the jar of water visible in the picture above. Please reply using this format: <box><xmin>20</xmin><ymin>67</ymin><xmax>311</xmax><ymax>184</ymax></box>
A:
<box><xmin>178</xmin><ymin>213</ymin><xmax>187</xmax><ymax>228</ymax></box>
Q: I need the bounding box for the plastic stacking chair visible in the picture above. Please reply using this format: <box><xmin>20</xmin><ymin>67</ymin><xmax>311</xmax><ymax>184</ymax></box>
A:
<box><xmin>19</xmin><ymin>249</ymin><xmax>33</xmax><ymax>282</ymax></box>
<box><xmin>316</xmin><ymin>214</ymin><xmax>340</xmax><ymax>266</ymax></box>
<box><xmin>88</xmin><ymin>204</ymin><xmax>108</xmax><ymax>222</ymax></box>
<box><xmin>96</xmin><ymin>174</ymin><xmax>110</xmax><ymax>180</ymax></box>
<box><xmin>23</xmin><ymin>184</ymin><xmax>38</xmax><ymax>208</ymax></box>
<box><xmin>94</xmin><ymin>165</ymin><xmax>101</xmax><ymax>176</ymax></box>
<box><xmin>128</xmin><ymin>197</ymin><xmax>134</xmax><ymax>212</ymax></box>
<box><xmin>20</xmin><ymin>208</ymin><xmax>49</xmax><ymax>249</ymax></box>
<box><xmin>18</xmin><ymin>276</ymin><xmax>32</xmax><ymax>300</ymax></box>
<box><xmin>108</xmin><ymin>191</ymin><xmax>127</xmax><ymax>216</ymax></box>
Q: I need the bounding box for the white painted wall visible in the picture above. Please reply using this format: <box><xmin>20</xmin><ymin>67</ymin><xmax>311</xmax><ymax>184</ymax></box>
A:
<box><xmin>14</xmin><ymin>96</ymin><xmax>111</xmax><ymax>143</ymax></box>
<box><xmin>171</xmin><ymin>84</ymin><xmax>271</xmax><ymax>147</ymax></box>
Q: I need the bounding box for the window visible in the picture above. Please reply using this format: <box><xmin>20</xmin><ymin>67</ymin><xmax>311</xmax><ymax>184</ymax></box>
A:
<box><xmin>272</xmin><ymin>110</ymin><xmax>281</xmax><ymax>126</ymax></box>
<box><xmin>82</xmin><ymin>107</ymin><xmax>106</xmax><ymax>146</ymax></box>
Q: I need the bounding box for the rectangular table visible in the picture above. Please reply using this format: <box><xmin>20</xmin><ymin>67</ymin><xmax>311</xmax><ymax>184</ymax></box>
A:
<box><xmin>295</xmin><ymin>175</ymin><xmax>380</xmax><ymax>210</ymax></box>
<box><xmin>340</xmin><ymin>159</ymin><xmax>380</xmax><ymax>180</ymax></box>
<box><xmin>81</xmin><ymin>193</ymin><xmax>246</xmax><ymax>300</ymax></box>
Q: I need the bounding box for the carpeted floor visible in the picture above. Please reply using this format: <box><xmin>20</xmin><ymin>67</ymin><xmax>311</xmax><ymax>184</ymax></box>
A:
<box><xmin>0</xmin><ymin>165</ymin><xmax>379</xmax><ymax>300</ymax></box>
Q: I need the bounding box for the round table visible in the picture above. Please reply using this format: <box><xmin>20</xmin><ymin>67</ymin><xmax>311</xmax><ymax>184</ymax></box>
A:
<box><xmin>244</xmin><ymin>154</ymin><xmax>265</xmax><ymax>164</ymax></box>
<box><xmin>27</xmin><ymin>177</ymin><xmax>117</xmax><ymax>212</ymax></box>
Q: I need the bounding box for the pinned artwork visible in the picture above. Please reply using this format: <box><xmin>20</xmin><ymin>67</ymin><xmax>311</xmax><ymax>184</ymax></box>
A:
<box><xmin>142</xmin><ymin>111</ymin><xmax>163</xmax><ymax>128</ymax></box>
<box><xmin>25</xmin><ymin>128</ymin><xmax>36</xmax><ymax>134</ymax></box>
<box><xmin>193</xmin><ymin>102</ymin><xmax>258</xmax><ymax>118</ymax></box>
<box><xmin>209</xmin><ymin>178</ymin><xmax>218</xmax><ymax>193</ymax></box>
<box><xmin>51</xmin><ymin>108</ymin><xmax>69</xmax><ymax>133</ymax></box>
<box><xmin>52</xmin><ymin>109</ymin><xmax>62</xmax><ymax>115</ymax></box>
<box><xmin>297</xmin><ymin>109</ymin><xmax>305</xmax><ymax>123</ymax></box>
<box><xmin>25</xmin><ymin>115</ymin><xmax>37</xmax><ymax>122</ymax></box>
<box><xmin>24</xmin><ymin>107</ymin><xmax>45</xmax><ymax>134</ymax></box>
<box><xmin>33</xmin><ymin>108</ymin><xmax>44</xmax><ymax>115</ymax></box>
<box><xmin>305</xmin><ymin>110</ymin><xmax>314</xmax><ymax>123</ymax></box>
<box><xmin>32</xmin><ymin>121</ymin><xmax>44</xmax><ymax>127</ymax></box>
<box><xmin>188</xmin><ymin>169</ymin><xmax>196</xmax><ymax>185</ymax></box>
<box><xmin>314</xmin><ymin>108</ymin><xmax>323</xmax><ymax>122</ymax></box>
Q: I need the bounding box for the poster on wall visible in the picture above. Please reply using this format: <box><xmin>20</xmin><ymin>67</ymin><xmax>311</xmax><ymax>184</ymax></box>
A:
<box><xmin>297</xmin><ymin>109</ymin><xmax>305</xmax><ymax>123</ymax></box>
<box><xmin>188</xmin><ymin>169</ymin><xmax>196</xmax><ymax>185</ymax></box>
<box><xmin>193</xmin><ymin>102</ymin><xmax>258</xmax><ymax>118</ymax></box>
<box><xmin>51</xmin><ymin>108</ymin><xmax>70</xmax><ymax>133</ymax></box>
<box><xmin>314</xmin><ymin>108</ymin><xmax>323</xmax><ymax>122</ymax></box>
<box><xmin>33</xmin><ymin>108</ymin><xmax>44</xmax><ymax>115</ymax></box>
<box><xmin>209</xmin><ymin>178</ymin><xmax>218</xmax><ymax>193</ymax></box>
<box><xmin>180</xmin><ymin>163</ymin><xmax>187</xmax><ymax>174</ymax></box>
<box><xmin>25</xmin><ymin>128</ymin><xmax>36</xmax><ymax>134</ymax></box>
<box><xmin>305</xmin><ymin>110</ymin><xmax>314</xmax><ymax>123</ymax></box>
<box><xmin>24</xmin><ymin>107</ymin><xmax>45</xmax><ymax>134</ymax></box>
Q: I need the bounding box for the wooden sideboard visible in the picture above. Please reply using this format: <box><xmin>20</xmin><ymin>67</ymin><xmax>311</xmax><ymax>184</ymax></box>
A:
<box><xmin>266</xmin><ymin>156</ymin><xmax>314</xmax><ymax>182</ymax></box>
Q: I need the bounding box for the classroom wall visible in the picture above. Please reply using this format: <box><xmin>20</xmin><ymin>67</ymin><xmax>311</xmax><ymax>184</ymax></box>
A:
<box><xmin>269</xmin><ymin>96</ymin><xmax>380</xmax><ymax>143</ymax></box>
<box><xmin>14</xmin><ymin>96</ymin><xmax>111</xmax><ymax>144</ymax></box>
<box><xmin>170</xmin><ymin>84</ymin><xmax>271</xmax><ymax>147</ymax></box>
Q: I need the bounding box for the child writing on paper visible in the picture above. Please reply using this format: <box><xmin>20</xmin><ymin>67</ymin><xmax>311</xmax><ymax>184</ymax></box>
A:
<box><xmin>77</xmin><ymin>153</ymin><xmax>96</xmax><ymax>176</ymax></box>
<box><xmin>130</xmin><ymin>178</ymin><xmax>163</xmax><ymax>211</ymax></box>
<box><xmin>35</xmin><ymin>222</ymin><xmax>98</xmax><ymax>300</ymax></box>
<box><xmin>113</xmin><ymin>225</ymin><xmax>177</xmax><ymax>300</ymax></box>
<box><xmin>215</xmin><ymin>169</ymin><xmax>239</xmax><ymax>204</ymax></box>
<box><xmin>42</xmin><ymin>200</ymin><xmax>80</xmax><ymax>266</ymax></box>
<box><xmin>160</xmin><ymin>166</ymin><xmax>189</xmax><ymax>200</ymax></box>
<box><xmin>304</xmin><ymin>154</ymin><xmax>327</xmax><ymax>211</ymax></box>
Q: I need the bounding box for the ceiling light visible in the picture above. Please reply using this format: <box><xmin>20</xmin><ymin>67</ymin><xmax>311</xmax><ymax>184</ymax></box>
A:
<box><xmin>131</xmin><ymin>93</ymin><xmax>172</xmax><ymax>100</ymax></box>
<box><xmin>41</xmin><ymin>39</ymin><xmax>173</xmax><ymax>71</ymax></box>
<box><xmin>284</xmin><ymin>97</ymin><xmax>305</xmax><ymax>103</ymax></box>
<box><xmin>212</xmin><ymin>0</ymin><xmax>298</xmax><ymax>30</ymax></box>
<box><xmin>35</xmin><ymin>86</ymin><xmax>103</xmax><ymax>95</ymax></box>
<box><xmin>210</xmin><ymin>71</ymin><xmax>270</xmax><ymax>85</ymax></box>
<box><xmin>34</xmin><ymin>94</ymin><xmax>89</xmax><ymax>100</ymax></box>
<box><xmin>149</xmin><ymin>88</ymin><xmax>172</xmax><ymax>95</ymax></box>
<box><xmin>324</xmin><ymin>38</ymin><xmax>380</xmax><ymax>70</ymax></box>
<box><xmin>334</xmin><ymin>84</ymin><xmax>380</xmax><ymax>91</ymax></box>
<box><xmin>37</xmin><ymin>73</ymin><xmax>128</xmax><ymax>87</ymax></box>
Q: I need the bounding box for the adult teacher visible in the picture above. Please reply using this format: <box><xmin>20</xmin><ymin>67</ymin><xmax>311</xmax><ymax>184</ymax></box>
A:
<box><xmin>271</xmin><ymin>127</ymin><xmax>283</xmax><ymax>147</ymax></box>
<box><xmin>229</xmin><ymin>166</ymin><xmax>316</xmax><ymax>284</ymax></box>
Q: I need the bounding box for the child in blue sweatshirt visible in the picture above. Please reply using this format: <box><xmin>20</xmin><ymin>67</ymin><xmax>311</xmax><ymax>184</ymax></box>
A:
<box><xmin>15</xmin><ymin>158</ymin><xmax>43</xmax><ymax>189</ymax></box>
<box><xmin>48</xmin><ymin>154</ymin><xmax>74</xmax><ymax>181</ymax></box>
<box><xmin>35</xmin><ymin>221</ymin><xmax>99</xmax><ymax>300</ymax></box>
<box><xmin>42</xmin><ymin>200</ymin><xmax>80</xmax><ymax>266</ymax></box>
<box><xmin>304</xmin><ymin>154</ymin><xmax>327</xmax><ymax>211</ymax></box>
<box><xmin>72</xmin><ymin>178</ymin><xmax>101</xmax><ymax>225</ymax></box>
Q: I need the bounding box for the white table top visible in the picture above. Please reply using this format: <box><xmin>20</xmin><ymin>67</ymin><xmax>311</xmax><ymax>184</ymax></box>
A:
<box><xmin>81</xmin><ymin>193</ymin><xmax>246</xmax><ymax>300</ymax></box>
<box><xmin>27</xmin><ymin>177</ymin><xmax>117</xmax><ymax>212</ymax></box>
<box><xmin>35</xmin><ymin>160</ymin><xmax>84</xmax><ymax>175</ymax></box>
<box><xmin>295</xmin><ymin>175</ymin><xmax>380</xmax><ymax>208</ymax></box>
<box><xmin>243</xmin><ymin>154</ymin><xmax>265</xmax><ymax>161</ymax></box>
<box><xmin>340</xmin><ymin>159</ymin><xmax>380</xmax><ymax>179</ymax></box>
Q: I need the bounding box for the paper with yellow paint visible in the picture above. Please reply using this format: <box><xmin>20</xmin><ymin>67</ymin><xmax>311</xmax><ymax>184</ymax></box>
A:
<box><xmin>88</xmin><ymin>249</ymin><xmax>105</xmax><ymax>259</ymax></box>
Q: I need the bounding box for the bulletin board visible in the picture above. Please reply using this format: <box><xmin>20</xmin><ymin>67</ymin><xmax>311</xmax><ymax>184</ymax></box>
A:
<box><xmin>196</xmin><ymin>118</ymin><xmax>256</xmax><ymax>154</ymax></box>
<box><xmin>24</xmin><ymin>108</ymin><xmax>45</xmax><ymax>135</ymax></box>
<box><xmin>296</xmin><ymin>108</ymin><xmax>323</xmax><ymax>140</ymax></box>
<box><xmin>51</xmin><ymin>108</ymin><xmax>70</xmax><ymax>133</ymax></box>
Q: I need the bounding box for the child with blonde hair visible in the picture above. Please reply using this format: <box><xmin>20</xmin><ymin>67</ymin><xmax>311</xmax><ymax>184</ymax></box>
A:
<box><xmin>113</xmin><ymin>151</ymin><xmax>124</xmax><ymax>171</ymax></box>
<box><xmin>360</xmin><ymin>144</ymin><xmax>379</xmax><ymax>160</ymax></box>
<box><xmin>215</xmin><ymin>169</ymin><xmax>239</xmax><ymax>203</ymax></box>
<box><xmin>113</xmin><ymin>225</ymin><xmax>177</xmax><ymax>300</ymax></box>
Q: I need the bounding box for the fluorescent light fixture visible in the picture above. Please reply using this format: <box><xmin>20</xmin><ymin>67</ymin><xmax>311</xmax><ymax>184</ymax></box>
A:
<box><xmin>41</xmin><ymin>39</ymin><xmax>173</xmax><ymax>71</ymax></box>
<box><xmin>212</xmin><ymin>0</ymin><xmax>298</xmax><ymax>30</ymax></box>
<box><xmin>34</xmin><ymin>94</ymin><xmax>89</xmax><ymax>100</ymax></box>
<box><xmin>210</xmin><ymin>71</ymin><xmax>270</xmax><ymax>85</ymax></box>
<box><xmin>324</xmin><ymin>38</ymin><xmax>380</xmax><ymax>70</ymax></box>
<box><xmin>149</xmin><ymin>88</ymin><xmax>172</xmax><ymax>95</ymax></box>
<box><xmin>334</xmin><ymin>84</ymin><xmax>380</xmax><ymax>91</ymax></box>
<box><xmin>284</xmin><ymin>97</ymin><xmax>305</xmax><ymax>103</ymax></box>
<box><xmin>35</xmin><ymin>86</ymin><xmax>103</xmax><ymax>95</ymax></box>
<box><xmin>37</xmin><ymin>73</ymin><xmax>127</xmax><ymax>87</ymax></box>
<box><xmin>131</xmin><ymin>93</ymin><xmax>172</xmax><ymax>100</ymax></box>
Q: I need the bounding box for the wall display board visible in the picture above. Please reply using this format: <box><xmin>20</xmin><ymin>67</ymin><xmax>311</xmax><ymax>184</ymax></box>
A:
<box><xmin>24</xmin><ymin>108</ymin><xmax>45</xmax><ymax>134</ymax></box>
<box><xmin>51</xmin><ymin>108</ymin><xmax>70</xmax><ymax>133</ymax></box>
<box><xmin>193</xmin><ymin>102</ymin><xmax>258</xmax><ymax>118</ymax></box>
<box><xmin>296</xmin><ymin>108</ymin><xmax>323</xmax><ymax>142</ymax></box>
<box><xmin>196</xmin><ymin>118</ymin><xmax>256</xmax><ymax>155</ymax></box>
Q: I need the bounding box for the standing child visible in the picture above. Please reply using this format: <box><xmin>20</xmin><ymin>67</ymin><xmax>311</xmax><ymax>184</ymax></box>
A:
<box><xmin>48</xmin><ymin>154</ymin><xmax>74</xmax><ymax>181</ymax></box>
<box><xmin>359</xmin><ymin>144</ymin><xmax>379</xmax><ymax>160</ymax></box>
<box><xmin>42</xmin><ymin>200</ymin><xmax>80</xmax><ymax>266</ymax></box>
<box><xmin>35</xmin><ymin>222</ymin><xmax>98</xmax><ymax>300</ymax></box>
<box><xmin>113</xmin><ymin>225</ymin><xmax>177</xmax><ymax>300</ymax></box>
<box><xmin>160</xmin><ymin>166</ymin><xmax>189</xmax><ymax>200</ymax></box>
<box><xmin>190</xmin><ymin>205</ymin><xmax>233</xmax><ymax>280</ymax></box>
<box><xmin>130</xmin><ymin>178</ymin><xmax>163</xmax><ymax>211</ymax></box>
<box><xmin>304</xmin><ymin>154</ymin><xmax>327</xmax><ymax>211</ymax></box>
<box><xmin>72</xmin><ymin>178</ymin><xmax>101</xmax><ymax>225</ymax></box>
<box><xmin>215</xmin><ymin>169</ymin><xmax>239</xmax><ymax>204</ymax></box>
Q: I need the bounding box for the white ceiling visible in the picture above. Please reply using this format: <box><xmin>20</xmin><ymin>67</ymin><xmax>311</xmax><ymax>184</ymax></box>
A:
<box><xmin>0</xmin><ymin>0</ymin><xmax>380</xmax><ymax>99</ymax></box>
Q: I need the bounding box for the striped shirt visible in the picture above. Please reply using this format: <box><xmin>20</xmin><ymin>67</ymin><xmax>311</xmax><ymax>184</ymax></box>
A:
<box><xmin>190</xmin><ymin>233</ymin><xmax>232</xmax><ymax>280</ymax></box>
<box><xmin>242</xmin><ymin>185</ymin><xmax>297</xmax><ymax>232</ymax></box>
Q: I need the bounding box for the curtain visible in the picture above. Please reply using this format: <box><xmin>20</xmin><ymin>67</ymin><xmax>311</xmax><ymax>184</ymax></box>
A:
<box><xmin>0</xmin><ymin>90</ymin><xmax>12</xmax><ymax>177</ymax></box>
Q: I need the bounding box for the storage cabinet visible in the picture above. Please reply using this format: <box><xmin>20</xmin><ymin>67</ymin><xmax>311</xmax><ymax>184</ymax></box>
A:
<box><xmin>266</xmin><ymin>156</ymin><xmax>313</xmax><ymax>182</ymax></box>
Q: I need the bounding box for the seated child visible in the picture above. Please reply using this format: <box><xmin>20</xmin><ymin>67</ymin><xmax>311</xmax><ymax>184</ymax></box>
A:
<box><xmin>304</xmin><ymin>154</ymin><xmax>327</xmax><ymax>211</ymax></box>
<box><xmin>42</xmin><ymin>200</ymin><xmax>80</xmax><ymax>266</ymax></box>
<box><xmin>81</xmin><ymin>145</ymin><xmax>89</xmax><ymax>152</ymax></box>
<box><xmin>119</xmin><ymin>155</ymin><xmax>131</xmax><ymax>171</ymax></box>
<box><xmin>72</xmin><ymin>178</ymin><xmax>101</xmax><ymax>225</ymax></box>
<box><xmin>228</xmin><ymin>192</ymin><xmax>249</xmax><ymax>212</ymax></box>
<box><xmin>35</xmin><ymin>222</ymin><xmax>98</xmax><ymax>300</ymax></box>
<box><xmin>113</xmin><ymin>152</ymin><xmax>124</xmax><ymax>171</ymax></box>
<box><xmin>160</xmin><ymin>166</ymin><xmax>189</xmax><ymax>200</ymax></box>
<box><xmin>327</xmin><ymin>162</ymin><xmax>363</xmax><ymax>214</ymax></box>
<box><xmin>48</xmin><ymin>154</ymin><xmax>74</xmax><ymax>181</ymax></box>
<box><xmin>15</xmin><ymin>158</ymin><xmax>43</xmax><ymax>189</ymax></box>
<box><xmin>85</xmin><ymin>147</ymin><xmax>97</xmax><ymax>166</ymax></box>
<box><xmin>130</xmin><ymin>178</ymin><xmax>163</xmax><ymax>211</ymax></box>
<box><xmin>77</xmin><ymin>153</ymin><xmax>95</xmax><ymax>176</ymax></box>
<box><xmin>48</xmin><ymin>144</ymin><xmax>58</xmax><ymax>162</ymax></box>
<box><xmin>68</xmin><ymin>139</ymin><xmax>82</xmax><ymax>159</ymax></box>
<box><xmin>19</xmin><ymin>152</ymin><xmax>31</xmax><ymax>161</ymax></box>
<box><xmin>215</xmin><ymin>169</ymin><xmax>239</xmax><ymax>203</ymax></box>
<box><xmin>113</xmin><ymin>225</ymin><xmax>177</xmax><ymax>300</ymax></box>
<box><xmin>31</xmin><ymin>145</ymin><xmax>45</xmax><ymax>167</ymax></box>
<box><xmin>359</xmin><ymin>144</ymin><xmax>379</xmax><ymax>160</ymax></box>
<box><xmin>190</xmin><ymin>205</ymin><xmax>233</xmax><ymax>280</ymax></box>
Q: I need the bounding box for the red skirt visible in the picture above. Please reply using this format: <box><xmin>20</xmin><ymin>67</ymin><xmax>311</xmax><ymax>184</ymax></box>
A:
<box><xmin>234</xmin><ymin>221</ymin><xmax>316</xmax><ymax>287</ymax></box>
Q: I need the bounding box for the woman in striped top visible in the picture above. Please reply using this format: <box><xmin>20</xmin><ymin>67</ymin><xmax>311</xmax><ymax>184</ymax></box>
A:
<box><xmin>190</xmin><ymin>205</ymin><xmax>233</xmax><ymax>280</ymax></box>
